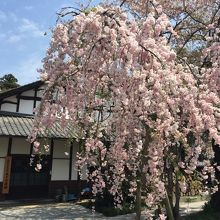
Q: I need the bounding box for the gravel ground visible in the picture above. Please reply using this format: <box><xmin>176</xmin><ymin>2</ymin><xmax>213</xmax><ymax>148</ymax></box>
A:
<box><xmin>0</xmin><ymin>200</ymin><xmax>206</xmax><ymax>220</ymax></box>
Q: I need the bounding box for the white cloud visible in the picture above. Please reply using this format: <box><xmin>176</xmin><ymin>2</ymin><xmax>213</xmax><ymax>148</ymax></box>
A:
<box><xmin>7</xmin><ymin>18</ymin><xmax>45</xmax><ymax>44</ymax></box>
<box><xmin>0</xmin><ymin>11</ymin><xmax>18</xmax><ymax>23</ymax></box>
<box><xmin>18</xmin><ymin>18</ymin><xmax>44</xmax><ymax>37</ymax></box>
<box><xmin>8</xmin><ymin>35</ymin><xmax>22</xmax><ymax>43</ymax></box>
<box><xmin>15</xmin><ymin>53</ymin><xmax>43</xmax><ymax>84</ymax></box>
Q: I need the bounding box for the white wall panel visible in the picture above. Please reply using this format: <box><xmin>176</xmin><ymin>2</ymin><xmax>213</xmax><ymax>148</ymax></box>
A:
<box><xmin>19</xmin><ymin>100</ymin><xmax>34</xmax><ymax>114</ymax></box>
<box><xmin>1</xmin><ymin>103</ymin><xmax>16</xmax><ymax>112</ymax></box>
<box><xmin>22</xmin><ymin>90</ymin><xmax>35</xmax><ymax>96</ymax></box>
<box><xmin>0</xmin><ymin>158</ymin><xmax>5</xmax><ymax>182</ymax></box>
<box><xmin>0</xmin><ymin>137</ymin><xmax>8</xmax><ymax>157</ymax></box>
<box><xmin>71</xmin><ymin>167</ymin><xmax>78</xmax><ymax>180</ymax></box>
<box><xmin>51</xmin><ymin>159</ymin><xmax>69</xmax><ymax>180</ymax></box>
<box><xmin>37</xmin><ymin>88</ymin><xmax>45</xmax><ymax>97</ymax></box>
<box><xmin>71</xmin><ymin>141</ymin><xmax>79</xmax><ymax>180</ymax></box>
<box><xmin>1</xmin><ymin>95</ymin><xmax>17</xmax><ymax>112</ymax></box>
<box><xmin>11</xmin><ymin>137</ymin><xmax>30</xmax><ymax>154</ymax></box>
<box><xmin>53</xmin><ymin>139</ymin><xmax>70</xmax><ymax>158</ymax></box>
<box><xmin>4</xmin><ymin>96</ymin><xmax>17</xmax><ymax>102</ymax></box>
<box><xmin>37</xmin><ymin>85</ymin><xmax>46</xmax><ymax>98</ymax></box>
<box><xmin>35</xmin><ymin>101</ymin><xmax>41</xmax><ymax>109</ymax></box>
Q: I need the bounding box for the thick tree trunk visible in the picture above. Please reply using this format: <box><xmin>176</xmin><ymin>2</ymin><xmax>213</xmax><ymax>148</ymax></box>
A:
<box><xmin>210</xmin><ymin>143</ymin><xmax>220</xmax><ymax>210</ymax></box>
<box><xmin>174</xmin><ymin>179</ymin><xmax>181</xmax><ymax>220</ymax></box>
<box><xmin>167</xmin><ymin>167</ymin><xmax>174</xmax><ymax>210</ymax></box>
<box><xmin>136</xmin><ymin>180</ymin><xmax>142</xmax><ymax>220</ymax></box>
<box><xmin>164</xmin><ymin>190</ymin><xmax>175</xmax><ymax>220</ymax></box>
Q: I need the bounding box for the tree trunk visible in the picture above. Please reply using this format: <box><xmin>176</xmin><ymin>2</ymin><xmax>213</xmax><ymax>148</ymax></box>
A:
<box><xmin>167</xmin><ymin>167</ymin><xmax>174</xmax><ymax>210</ymax></box>
<box><xmin>164</xmin><ymin>190</ymin><xmax>175</xmax><ymax>220</ymax></box>
<box><xmin>174</xmin><ymin>179</ymin><xmax>181</xmax><ymax>220</ymax></box>
<box><xmin>209</xmin><ymin>143</ymin><xmax>220</xmax><ymax>210</ymax></box>
<box><xmin>136</xmin><ymin>180</ymin><xmax>142</xmax><ymax>220</ymax></box>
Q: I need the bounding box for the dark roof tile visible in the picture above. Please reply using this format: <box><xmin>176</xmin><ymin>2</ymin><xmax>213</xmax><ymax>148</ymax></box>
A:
<box><xmin>0</xmin><ymin>115</ymin><xmax>77</xmax><ymax>139</ymax></box>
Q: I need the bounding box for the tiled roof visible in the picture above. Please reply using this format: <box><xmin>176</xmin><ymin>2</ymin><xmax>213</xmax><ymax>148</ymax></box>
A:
<box><xmin>0</xmin><ymin>110</ymin><xmax>33</xmax><ymax>118</ymax></box>
<box><xmin>0</xmin><ymin>112</ymin><xmax>77</xmax><ymax>139</ymax></box>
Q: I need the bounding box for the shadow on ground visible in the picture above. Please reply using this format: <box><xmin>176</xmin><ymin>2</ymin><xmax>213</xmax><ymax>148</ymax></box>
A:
<box><xmin>0</xmin><ymin>200</ymin><xmax>206</xmax><ymax>220</ymax></box>
<box><xmin>0</xmin><ymin>203</ymin><xmax>103</xmax><ymax>220</ymax></box>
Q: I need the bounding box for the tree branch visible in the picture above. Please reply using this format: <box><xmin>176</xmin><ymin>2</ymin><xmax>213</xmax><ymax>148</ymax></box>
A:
<box><xmin>120</xmin><ymin>0</ymin><xmax>127</xmax><ymax>7</ymax></box>
<box><xmin>139</xmin><ymin>44</ymin><xmax>165</xmax><ymax>68</ymax></box>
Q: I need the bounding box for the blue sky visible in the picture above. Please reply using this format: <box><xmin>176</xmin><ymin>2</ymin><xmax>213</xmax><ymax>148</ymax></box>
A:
<box><xmin>0</xmin><ymin>0</ymin><xmax>100</xmax><ymax>85</ymax></box>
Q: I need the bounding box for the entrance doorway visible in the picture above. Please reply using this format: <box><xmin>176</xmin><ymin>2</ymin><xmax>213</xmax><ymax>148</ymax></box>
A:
<box><xmin>8</xmin><ymin>155</ymin><xmax>51</xmax><ymax>199</ymax></box>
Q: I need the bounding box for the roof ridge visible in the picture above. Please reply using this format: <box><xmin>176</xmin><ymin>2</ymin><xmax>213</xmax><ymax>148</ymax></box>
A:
<box><xmin>0</xmin><ymin>80</ymin><xmax>44</xmax><ymax>100</ymax></box>
<box><xmin>0</xmin><ymin>111</ymin><xmax>34</xmax><ymax>118</ymax></box>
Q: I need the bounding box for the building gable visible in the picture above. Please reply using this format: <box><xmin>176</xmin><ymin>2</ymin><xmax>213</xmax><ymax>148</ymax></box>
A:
<box><xmin>0</xmin><ymin>81</ymin><xmax>44</xmax><ymax>115</ymax></box>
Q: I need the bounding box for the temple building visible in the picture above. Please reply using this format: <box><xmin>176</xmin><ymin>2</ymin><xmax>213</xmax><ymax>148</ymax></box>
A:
<box><xmin>0</xmin><ymin>81</ymin><xmax>86</xmax><ymax>200</ymax></box>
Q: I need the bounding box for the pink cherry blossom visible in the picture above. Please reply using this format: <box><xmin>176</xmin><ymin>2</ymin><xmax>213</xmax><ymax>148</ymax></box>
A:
<box><xmin>30</xmin><ymin>2</ymin><xmax>220</xmax><ymax>219</ymax></box>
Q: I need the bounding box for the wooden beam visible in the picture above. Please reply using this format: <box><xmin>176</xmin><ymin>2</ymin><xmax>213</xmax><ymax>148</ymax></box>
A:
<box><xmin>7</xmin><ymin>137</ymin><xmax>12</xmax><ymax>156</ymax></box>
<box><xmin>33</xmin><ymin>89</ymin><xmax>38</xmax><ymax>113</ymax></box>
<box><xmin>0</xmin><ymin>101</ymin><xmax>17</xmax><ymax>105</ymax></box>
<box><xmin>69</xmin><ymin>142</ymin><xmax>73</xmax><ymax>181</ymax></box>
<box><xmin>17</xmin><ymin>95</ymin><xmax>41</xmax><ymax>101</ymax></box>
<box><xmin>16</xmin><ymin>97</ymin><xmax>20</xmax><ymax>112</ymax></box>
<box><xmin>49</xmin><ymin>139</ymin><xmax>54</xmax><ymax>181</ymax></box>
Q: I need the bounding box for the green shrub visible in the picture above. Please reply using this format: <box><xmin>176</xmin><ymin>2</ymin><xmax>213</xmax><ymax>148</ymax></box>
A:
<box><xmin>95</xmin><ymin>203</ymin><xmax>135</xmax><ymax>217</ymax></box>
<box><xmin>79</xmin><ymin>199</ymin><xmax>135</xmax><ymax>217</ymax></box>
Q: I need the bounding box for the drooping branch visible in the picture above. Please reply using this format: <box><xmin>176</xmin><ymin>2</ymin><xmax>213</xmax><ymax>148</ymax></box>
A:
<box><xmin>139</xmin><ymin>44</ymin><xmax>165</xmax><ymax>68</ymax></box>
<box><xmin>120</xmin><ymin>0</ymin><xmax>127</xmax><ymax>7</ymax></box>
<box><xmin>31</xmin><ymin>3</ymin><xmax>220</xmax><ymax>219</ymax></box>
<box><xmin>177</xmin><ymin>27</ymin><xmax>205</xmax><ymax>54</ymax></box>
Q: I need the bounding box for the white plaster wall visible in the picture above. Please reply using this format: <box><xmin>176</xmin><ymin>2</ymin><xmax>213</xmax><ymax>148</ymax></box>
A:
<box><xmin>35</xmin><ymin>101</ymin><xmax>41</xmax><ymax>109</ymax></box>
<box><xmin>19</xmin><ymin>100</ymin><xmax>34</xmax><ymax>114</ymax></box>
<box><xmin>0</xmin><ymin>137</ymin><xmax>8</xmax><ymax>157</ymax></box>
<box><xmin>11</xmin><ymin>137</ymin><xmax>30</xmax><ymax>154</ymax></box>
<box><xmin>71</xmin><ymin>166</ymin><xmax>78</xmax><ymax>180</ymax></box>
<box><xmin>51</xmin><ymin>159</ymin><xmax>69</xmax><ymax>180</ymax></box>
<box><xmin>1</xmin><ymin>95</ymin><xmax>17</xmax><ymax>112</ymax></box>
<box><xmin>37</xmin><ymin>86</ymin><xmax>45</xmax><ymax>97</ymax></box>
<box><xmin>0</xmin><ymin>158</ymin><xmax>5</xmax><ymax>182</ymax></box>
<box><xmin>37</xmin><ymin>90</ymin><xmax>43</xmax><ymax>97</ymax></box>
<box><xmin>71</xmin><ymin>141</ymin><xmax>79</xmax><ymax>180</ymax></box>
<box><xmin>53</xmin><ymin>139</ymin><xmax>70</xmax><ymax>158</ymax></box>
<box><xmin>1</xmin><ymin>103</ymin><xmax>16</xmax><ymax>112</ymax></box>
<box><xmin>4</xmin><ymin>96</ymin><xmax>17</xmax><ymax>102</ymax></box>
<box><xmin>71</xmin><ymin>141</ymin><xmax>87</xmax><ymax>180</ymax></box>
<box><xmin>22</xmin><ymin>90</ymin><xmax>35</xmax><ymax>96</ymax></box>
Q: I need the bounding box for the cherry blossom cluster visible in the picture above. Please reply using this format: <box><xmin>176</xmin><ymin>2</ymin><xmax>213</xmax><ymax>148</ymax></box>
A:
<box><xmin>31</xmin><ymin>3</ymin><xmax>220</xmax><ymax>219</ymax></box>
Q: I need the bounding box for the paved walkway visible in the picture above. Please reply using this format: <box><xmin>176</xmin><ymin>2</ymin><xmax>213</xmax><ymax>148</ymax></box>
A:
<box><xmin>0</xmin><ymin>200</ymin><xmax>206</xmax><ymax>220</ymax></box>
<box><xmin>180</xmin><ymin>200</ymin><xmax>206</xmax><ymax>216</ymax></box>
